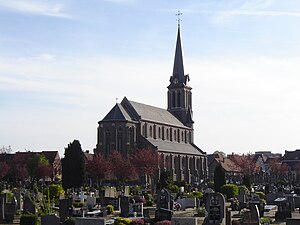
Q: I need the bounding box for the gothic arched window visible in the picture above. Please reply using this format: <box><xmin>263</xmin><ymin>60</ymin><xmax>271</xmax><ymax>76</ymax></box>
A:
<box><xmin>117</xmin><ymin>126</ymin><xmax>123</xmax><ymax>153</ymax></box>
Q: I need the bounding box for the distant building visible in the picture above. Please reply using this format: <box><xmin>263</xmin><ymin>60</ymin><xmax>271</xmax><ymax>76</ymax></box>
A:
<box><xmin>95</xmin><ymin>25</ymin><xmax>207</xmax><ymax>185</ymax></box>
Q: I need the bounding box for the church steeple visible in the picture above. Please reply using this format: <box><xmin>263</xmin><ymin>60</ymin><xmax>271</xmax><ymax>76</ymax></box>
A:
<box><xmin>167</xmin><ymin>22</ymin><xmax>194</xmax><ymax>128</ymax></box>
<box><xmin>172</xmin><ymin>27</ymin><xmax>185</xmax><ymax>84</ymax></box>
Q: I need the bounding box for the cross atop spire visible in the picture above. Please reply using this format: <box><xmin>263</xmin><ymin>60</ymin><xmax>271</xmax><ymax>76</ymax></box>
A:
<box><xmin>176</xmin><ymin>10</ymin><xmax>182</xmax><ymax>27</ymax></box>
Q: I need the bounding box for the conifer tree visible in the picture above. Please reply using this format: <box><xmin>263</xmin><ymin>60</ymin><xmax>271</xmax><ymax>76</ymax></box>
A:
<box><xmin>214</xmin><ymin>163</ymin><xmax>226</xmax><ymax>192</ymax></box>
<box><xmin>62</xmin><ymin>140</ymin><xmax>86</xmax><ymax>189</ymax></box>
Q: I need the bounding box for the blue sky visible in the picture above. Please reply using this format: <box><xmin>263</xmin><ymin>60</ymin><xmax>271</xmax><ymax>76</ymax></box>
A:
<box><xmin>1</xmin><ymin>0</ymin><xmax>300</xmax><ymax>156</ymax></box>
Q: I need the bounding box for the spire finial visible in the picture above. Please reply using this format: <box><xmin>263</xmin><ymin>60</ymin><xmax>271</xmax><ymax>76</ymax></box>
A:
<box><xmin>176</xmin><ymin>10</ymin><xmax>182</xmax><ymax>27</ymax></box>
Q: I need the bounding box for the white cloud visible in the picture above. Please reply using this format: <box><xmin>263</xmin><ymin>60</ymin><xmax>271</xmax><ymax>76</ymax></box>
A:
<box><xmin>0</xmin><ymin>0</ymin><xmax>71</xmax><ymax>18</ymax></box>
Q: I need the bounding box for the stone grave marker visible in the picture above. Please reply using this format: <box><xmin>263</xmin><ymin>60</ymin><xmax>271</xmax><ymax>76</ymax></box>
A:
<box><xmin>157</xmin><ymin>188</ymin><xmax>172</xmax><ymax>210</ymax></box>
<box><xmin>0</xmin><ymin>194</ymin><xmax>5</xmax><ymax>222</ymax></box>
<box><xmin>129</xmin><ymin>203</ymin><xmax>143</xmax><ymax>217</ymax></box>
<box><xmin>171</xmin><ymin>217</ymin><xmax>198</xmax><ymax>225</ymax></box>
<box><xmin>124</xmin><ymin>186</ymin><xmax>130</xmax><ymax>197</ymax></box>
<box><xmin>176</xmin><ymin>197</ymin><xmax>196</xmax><ymax>210</ymax></box>
<box><xmin>242</xmin><ymin>204</ymin><xmax>260</xmax><ymax>225</ymax></box>
<box><xmin>75</xmin><ymin>217</ymin><xmax>105</xmax><ymax>225</ymax></box>
<box><xmin>203</xmin><ymin>193</ymin><xmax>225</xmax><ymax>225</ymax></box>
<box><xmin>87</xmin><ymin>196</ymin><xmax>96</xmax><ymax>210</ymax></box>
<box><xmin>13</xmin><ymin>191</ymin><xmax>22</xmax><ymax>210</ymax></box>
<box><xmin>41</xmin><ymin>214</ymin><xmax>60</xmax><ymax>225</ymax></box>
<box><xmin>120</xmin><ymin>196</ymin><xmax>130</xmax><ymax>217</ymax></box>
<box><xmin>23</xmin><ymin>195</ymin><xmax>36</xmax><ymax>214</ymax></box>
<box><xmin>155</xmin><ymin>208</ymin><xmax>172</xmax><ymax>222</ymax></box>
<box><xmin>59</xmin><ymin>198</ymin><xmax>72</xmax><ymax>222</ymax></box>
<box><xmin>275</xmin><ymin>197</ymin><xmax>292</xmax><ymax>221</ymax></box>
<box><xmin>104</xmin><ymin>197</ymin><xmax>120</xmax><ymax>210</ymax></box>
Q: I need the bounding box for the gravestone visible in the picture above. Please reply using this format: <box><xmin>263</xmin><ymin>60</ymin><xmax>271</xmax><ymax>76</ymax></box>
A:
<box><xmin>171</xmin><ymin>217</ymin><xmax>198</xmax><ymax>225</ymax></box>
<box><xmin>104</xmin><ymin>187</ymin><xmax>116</xmax><ymax>198</ymax></box>
<box><xmin>274</xmin><ymin>197</ymin><xmax>292</xmax><ymax>221</ymax></box>
<box><xmin>23</xmin><ymin>195</ymin><xmax>36</xmax><ymax>214</ymax></box>
<box><xmin>120</xmin><ymin>196</ymin><xmax>130</xmax><ymax>217</ymax></box>
<box><xmin>0</xmin><ymin>194</ymin><xmax>5</xmax><ymax>222</ymax></box>
<box><xmin>129</xmin><ymin>203</ymin><xmax>143</xmax><ymax>217</ymax></box>
<box><xmin>59</xmin><ymin>198</ymin><xmax>72</xmax><ymax>222</ymax></box>
<box><xmin>87</xmin><ymin>196</ymin><xmax>96</xmax><ymax>211</ymax></box>
<box><xmin>226</xmin><ymin>207</ymin><xmax>231</xmax><ymax>225</ymax></box>
<box><xmin>75</xmin><ymin>217</ymin><xmax>105</xmax><ymax>225</ymax></box>
<box><xmin>176</xmin><ymin>198</ymin><xmax>196</xmax><ymax>210</ymax></box>
<box><xmin>155</xmin><ymin>208</ymin><xmax>172</xmax><ymax>222</ymax></box>
<box><xmin>157</xmin><ymin>189</ymin><xmax>172</xmax><ymax>210</ymax></box>
<box><xmin>124</xmin><ymin>186</ymin><xmax>130</xmax><ymax>197</ymax></box>
<box><xmin>242</xmin><ymin>204</ymin><xmax>260</xmax><ymax>225</ymax></box>
<box><xmin>203</xmin><ymin>193</ymin><xmax>225</xmax><ymax>225</ymax></box>
<box><xmin>286</xmin><ymin>218</ymin><xmax>300</xmax><ymax>225</ymax></box>
<box><xmin>41</xmin><ymin>214</ymin><xmax>60</xmax><ymax>225</ymax></box>
<box><xmin>104</xmin><ymin>197</ymin><xmax>120</xmax><ymax>210</ymax></box>
<box><xmin>13</xmin><ymin>191</ymin><xmax>22</xmax><ymax>210</ymax></box>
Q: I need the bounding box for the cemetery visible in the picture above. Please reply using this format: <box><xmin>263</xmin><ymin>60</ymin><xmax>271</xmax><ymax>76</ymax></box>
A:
<box><xmin>2</xmin><ymin>146</ymin><xmax>300</xmax><ymax>225</ymax></box>
<box><xmin>1</xmin><ymin>180</ymin><xmax>300</xmax><ymax>225</ymax></box>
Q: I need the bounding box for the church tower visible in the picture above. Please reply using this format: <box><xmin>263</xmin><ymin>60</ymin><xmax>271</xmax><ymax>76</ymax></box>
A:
<box><xmin>167</xmin><ymin>25</ymin><xmax>194</xmax><ymax>128</ymax></box>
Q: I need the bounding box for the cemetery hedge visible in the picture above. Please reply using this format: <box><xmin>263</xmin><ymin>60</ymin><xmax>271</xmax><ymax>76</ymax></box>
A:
<box><xmin>220</xmin><ymin>184</ymin><xmax>238</xmax><ymax>199</ymax></box>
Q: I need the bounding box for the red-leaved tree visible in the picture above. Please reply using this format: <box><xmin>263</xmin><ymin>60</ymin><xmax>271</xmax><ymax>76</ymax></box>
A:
<box><xmin>229</xmin><ymin>153</ymin><xmax>259</xmax><ymax>188</ymax></box>
<box><xmin>108</xmin><ymin>150</ymin><xmax>136</xmax><ymax>186</ymax></box>
<box><xmin>0</xmin><ymin>161</ymin><xmax>9</xmax><ymax>180</ymax></box>
<box><xmin>269</xmin><ymin>158</ymin><xmax>289</xmax><ymax>181</ymax></box>
<box><xmin>131</xmin><ymin>148</ymin><xmax>159</xmax><ymax>187</ymax></box>
<box><xmin>87</xmin><ymin>154</ymin><xmax>111</xmax><ymax>187</ymax></box>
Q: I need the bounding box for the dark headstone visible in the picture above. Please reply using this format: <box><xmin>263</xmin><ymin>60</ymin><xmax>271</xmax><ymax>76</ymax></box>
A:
<box><xmin>5</xmin><ymin>203</ymin><xmax>17</xmax><ymax>222</ymax></box>
<box><xmin>59</xmin><ymin>198</ymin><xmax>72</xmax><ymax>222</ymax></box>
<box><xmin>120</xmin><ymin>196</ymin><xmax>130</xmax><ymax>217</ymax></box>
<box><xmin>155</xmin><ymin>208</ymin><xmax>172</xmax><ymax>222</ymax></box>
<box><xmin>23</xmin><ymin>195</ymin><xmax>36</xmax><ymax>214</ymax></box>
<box><xmin>226</xmin><ymin>207</ymin><xmax>231</xmax><ymax>225</ymax></box>
<box><xmin>275</xmin><ymin>197</ymin><xmax>292</xmax><ymax>221</ymax></box>
<box><xmin>157</xmin><ymin>189</ymin><xmax>172</xmax><ymax>210</ymax></box>
<box><xmin>203</xmin><ymin>193</ymin><xmax>226</xmax><ymax>225</ymax></box>
<box><xmin>41</xmin><ymin>214</ymin><xmax>60</xmax><ymax>225</ymax></box>
<box><xmin>103</xmin><ymin>197</ymin><xmax>119</xmax><ymax>210</ymax></box>
<box><xmin>242</xmin><ymin>204</ymin><xmax>259</xmax><ymax>225</ymax></box>
<box><xmin>286</xmin><ymin>218</ymin><xmax>300</xmax><ymax>225</ymax></box>
<box><xmin>0</xmin><ymin>195</ymin><xmax>5</xmax><ymax>222</ymax></box>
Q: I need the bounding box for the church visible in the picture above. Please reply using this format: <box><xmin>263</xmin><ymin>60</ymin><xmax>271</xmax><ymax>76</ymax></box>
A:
<box><xmin>95</xmin><ymin>25</ymin><xmax>208</xmax><ymax>185</ymax></box>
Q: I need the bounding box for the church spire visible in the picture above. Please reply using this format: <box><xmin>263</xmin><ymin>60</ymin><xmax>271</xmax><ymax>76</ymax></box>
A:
<box><xmin>172</xmin><ymin>26</ymin><xmax>185</xmax><ymax>84</ymax></box>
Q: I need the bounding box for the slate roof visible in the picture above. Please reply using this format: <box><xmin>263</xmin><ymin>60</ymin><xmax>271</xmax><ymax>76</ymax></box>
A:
<box><xmin>282</xmin><ymin>149</ymin><xmax>300</xmax><ymax>161</ymax></box>
<box><xmin>146</xmin><ymin>138</ymin><xmax>204</xmax><ymax>155</ymax></box>
<box><xmin>128</xmin><ymin>99</ymin><xmax>188</xmax><ymax>128</ymax></box>
<box><xmin>42</xmin><ymin>151</ymin><xmax>60</xmax><ymax>164</ymax></box>
<box><xmin>102</xmin><ymin>103</ymin><xmax>132</xmax><ymax>122</ymax></box>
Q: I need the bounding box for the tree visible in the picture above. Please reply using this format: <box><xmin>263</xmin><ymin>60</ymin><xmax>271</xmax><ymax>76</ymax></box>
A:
<box><xmin>0</xmin><ymin>145</ymin><xmax>12</xmax><ymax>154</ymax></box>
<box><xmin>108</xmin><ymin>150</ymin><xmax>136</xmax><ymax>186</ymax></box>
<box><xmin>86</xmin><ymin>154</ymin><xmax>111</xmax><ymax>187</ymax></box>
<box><xmin>62</xmin><ymin>140</ymin><xmax>86</xmax><ymax>189</ymax></box>
<box><xmin>26</xmin><ymin>154</ymin><xmax>52</xmax><ymax>180</ymax></box>
<box><xmin>214</xmin><ymin>163</ymin><xmax>226</xmax><ymax>192</ymax></box>
<box><xmin>0</xmin><ymin>162</ymin><xmax>9</xmax><ymax>180</ymax></box>
<box><xmin>230</xmin><ymin>153</ymin><xmax>258</xmax><ymax>188</ymax></box>
<box><xmin>269</xmin><ymin>158</ymin><xmax>289</xmax><ymax>183</ymax></box>
<box><xmin>131</xmin><ymin>148</ymin><xmax>159</xmax><ymax>186</ymax></box>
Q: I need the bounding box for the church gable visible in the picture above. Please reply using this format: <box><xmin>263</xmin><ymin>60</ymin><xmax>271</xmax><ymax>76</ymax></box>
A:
<box><xmin>102</xmin><ymin>103</ymin><xmax>132</xmax><ymax>122</ymax></box>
